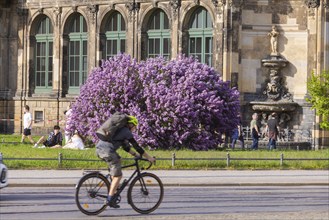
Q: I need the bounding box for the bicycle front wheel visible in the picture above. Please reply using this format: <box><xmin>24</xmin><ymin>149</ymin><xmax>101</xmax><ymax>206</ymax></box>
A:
<box><xmin>127</xmin><ymin>172</ymin><xmax>164</xmax><ymax>214</ymax></box>
<box><xmin>75</xmin><ymin>172</ymin><xmax>110</xmax><ymax>215</ymax></box>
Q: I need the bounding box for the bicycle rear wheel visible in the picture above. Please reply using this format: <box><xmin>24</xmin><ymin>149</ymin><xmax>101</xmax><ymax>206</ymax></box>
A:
<box><xmin>75</xmin><ymin>172</ymin><xmax>110</xmax><ymax>215</ymax></box>
<box><xmin>127</xmin><ymin>172</ymin><xmax>164</xmax><ymax>214</ymax></box>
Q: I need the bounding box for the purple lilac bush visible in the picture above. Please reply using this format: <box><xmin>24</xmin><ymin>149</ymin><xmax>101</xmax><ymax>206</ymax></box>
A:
<box><xmin>68</xmin><ymin>54</ymin><xmax>240</xmax><ymax>150</ymax></box>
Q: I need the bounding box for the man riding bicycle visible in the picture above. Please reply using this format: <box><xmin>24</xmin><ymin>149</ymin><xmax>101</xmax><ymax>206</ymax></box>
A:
<box><xmin>96</xmin><ymin>114</ymin><xmax>155</xmax><ymax>208</ymax></box>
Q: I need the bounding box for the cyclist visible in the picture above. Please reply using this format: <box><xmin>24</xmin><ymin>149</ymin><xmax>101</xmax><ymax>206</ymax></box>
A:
<box><xmin>96</xmin><ymin>115</ymin><xmax>155</xmax><ymax>208</ymax></box>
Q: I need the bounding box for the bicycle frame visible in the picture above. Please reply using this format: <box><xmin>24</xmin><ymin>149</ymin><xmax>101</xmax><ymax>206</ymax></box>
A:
<box><xmin>113</xmin><ymin>158</ymin><xmax>149</xmax><ymax>198</ymax></box>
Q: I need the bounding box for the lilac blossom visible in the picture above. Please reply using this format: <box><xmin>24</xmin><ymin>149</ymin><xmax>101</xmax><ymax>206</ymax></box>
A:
<box><xmin>67</xmin><ymin>54</ymin><xmax>240</xmax><ymax>150</ymax></box>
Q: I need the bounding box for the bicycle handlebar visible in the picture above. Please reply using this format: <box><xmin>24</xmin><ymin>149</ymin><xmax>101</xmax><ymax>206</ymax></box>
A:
<box><xmin>133</xmin><ymin>156</ymin><xmax>155</xmax><ymax>170</ymax></box>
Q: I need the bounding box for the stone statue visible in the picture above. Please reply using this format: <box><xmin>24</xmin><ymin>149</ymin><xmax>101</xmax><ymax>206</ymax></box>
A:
<box><xmin>268</xmin><ymin>25</ymin><xmax>279</xmax><ymax>55</ymax></box>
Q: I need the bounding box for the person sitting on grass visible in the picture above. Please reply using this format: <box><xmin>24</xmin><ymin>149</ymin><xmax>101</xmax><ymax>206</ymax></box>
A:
<box><xmin>33</xmin><ymin>125</ymin><xmax>63</xmax><ymax>148</ymax></box>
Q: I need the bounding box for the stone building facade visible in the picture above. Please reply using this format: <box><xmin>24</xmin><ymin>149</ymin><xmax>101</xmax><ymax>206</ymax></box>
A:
<box><xmin>0</xmin><ymin>0</ymin><xmax>328</xmax><ymax>148</ymax></box>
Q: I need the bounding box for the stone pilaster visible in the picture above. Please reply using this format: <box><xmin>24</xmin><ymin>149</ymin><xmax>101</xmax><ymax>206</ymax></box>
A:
<box><xmin>87</xmin><ymin>5</ymin><xmax>98</xmax><ymax>71</ymax></box>
<box><xmin>52</xmin><ymin>7</ymin><xmax>62</xmax><ymax>97</ymax></box>
<box><xmin>15</xmin><ymin>7</ymin><xmax>28</xmax><ymax>98</ymax></box>
<box><xmin>170</xmin><ymin>0</ymin><xmax>181</xmax><ymax>58</ymax></box>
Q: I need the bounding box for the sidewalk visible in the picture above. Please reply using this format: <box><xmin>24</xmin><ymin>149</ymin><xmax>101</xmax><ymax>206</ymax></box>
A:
<box><xmin>7</xmin><ymin>169</ymin><xmax>329</xmax><ymax>187</ymax></box>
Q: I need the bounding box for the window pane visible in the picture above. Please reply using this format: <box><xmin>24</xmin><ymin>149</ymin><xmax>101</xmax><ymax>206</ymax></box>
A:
<box><xmin>41</xmin><ymin>72</ymin><xmax>45</xmax><ymax>86</ymax></box>
<box><xmin>149</xmin><ymin>39</ymin><xmax>154</xmax><ymax>54</ymax></box>
<box><xmin>190</xmin><ymin>38</ymin><xmax>195</xmax><ymax>54</ymax></box>
<box><xmin>121</xmin><ymin>16</ymin><xmax>126</xmax><ymax>30</ymax></box>
<box><xmin>69</xmin><ymin>57</ymin><xmax>74</xmax><ymax>71</ymax></box>
<box><xmin>48</xmin><ymin>71</ymin><xmax>52</xmax><ymax>86</ymax></box>
<box><xmin>35</xmin><ymin>111</ymin><xmax>43</xmax><ymax>122</ymax></box>
<box><xmin>75</xmin><ymin>71</ymin><xmax>79</xmax><ymax>86</ymax></box>
<box><xmin>48</xmin><ymin>57</ymin><xmax>53</xmax><ymax>71</ymax></box>
<box><xmin>120</xmin><ymin>39</ymin><xmax>125</xmax><ymax>53</ymax></box>
<box><xmin>83</xmin><ymin>41</ymin><xmax>87</xmax><ymax>55</ymax></box>
<box><xmin>155</xmin><ymin>39</ymin><xmax>160</xmax><ymax>54</ymax></box>
<box><xmin>113</xmin><ymin>40</ymin><xmax>117</xmax><ymax>53</ymax></box>
<box><xmin>75</xmin><ymin>57</ymin><xmax>79</xmax><ymax>70</ymax></box>
<box><xmin>196</xmin><ymin>38</ymin><xmax>202</xmax><ymax>53</ymax></box>
<box><xmin>113</xmin><ymin>14</ymin><xmax>118</xmax><ymax>31</ymax></box>
<box><xmin>36</xmin><ymin>72</ymin><xmax>41</xmax><ymax>86</ymax></box>
<box><xmin>163</xmin><ymin>38</ymin><xmax>169</xmax><ymax>54</ymax></box>
<box><xmin>49</xmin><ymin>42</ymin><xmax>53</xmax><ymax>56</ymax></box>
<box><xmin>76</xmin><ymin>41</ymin><xmax>80</xmax><ymax>55</ymax></box>
<box><xmin>82</xmin><ymin>18</ymin><xmax>87</xmax><ymax>32</ymax></box>
<box><xmin>163</xmin><ymin>15</ymin><xmax>169</xmax><ymax>29</ymax></box>
<box><xmin>205</xmin><ymin>37</ymin><xmax>212</xmax><ymax>53</ymax></box>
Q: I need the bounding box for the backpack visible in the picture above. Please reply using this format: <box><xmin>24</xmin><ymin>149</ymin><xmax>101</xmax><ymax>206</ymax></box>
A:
<box><xmin>96</xmin><ymin>112</ymin><xmax>128</xmax><ymax>142</ymax></box>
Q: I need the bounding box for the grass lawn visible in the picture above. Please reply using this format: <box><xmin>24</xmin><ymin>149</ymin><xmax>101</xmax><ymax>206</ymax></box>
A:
<box><xmin>0</xmin><ymin>134</ymin><xmax>328</xmax><ymax>170</ymax></box>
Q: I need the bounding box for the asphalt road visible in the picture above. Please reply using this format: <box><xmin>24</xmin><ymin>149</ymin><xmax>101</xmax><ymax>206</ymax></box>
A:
<box><xmin>1</xmin><ymin>186</ymin><xmax>328</xmax><ymax>220</ymax></box>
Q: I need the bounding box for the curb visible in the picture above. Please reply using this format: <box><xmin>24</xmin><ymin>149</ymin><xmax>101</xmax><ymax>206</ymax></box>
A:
<box><xmin>8</xmin><ymin>182</ymin><xmax>329</xmax><ymax>187</ymax></box>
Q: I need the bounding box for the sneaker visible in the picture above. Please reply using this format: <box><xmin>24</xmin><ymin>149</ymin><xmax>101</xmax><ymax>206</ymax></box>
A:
<box><xmin>106</xmin><ymin>199</ymin><xmax>120</xmax><ymax>208</ymax></box>
<box><xmin>38</xmin><ymin>145</ymin><xmax>46</xmax><ymax>148</ymax></box>
<box><xmin>33</xmin><ymin>144</ymin><xmax>38</xmax><ymax>148</ymax></box>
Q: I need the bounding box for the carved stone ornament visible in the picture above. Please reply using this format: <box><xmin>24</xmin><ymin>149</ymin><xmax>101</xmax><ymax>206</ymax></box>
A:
<box><xmin>323</xmin><ymin>0</ymin><xmax>329</xmax><ymax>8</ymax></box>
<box><xmin>37</xmin><ymin>8</ymin><xmax>44</xmax><ymax>14</ymax></box>
<box><xmin>170</xmin><ymin>0</ymin><xmax>181</xmax><ymax>19</ymax></box>
<box><xmin>72</xmin><ymin>6</ymin><xmax>78</xmax><ymax>12</ymax></box>
<box><xmin>304</xmin><ymin>0</ymin><xmax>320</xmax><ymax>8</ymax></box>
<box><xmin>87</xmin><ymin>5</ymin><xmax>98</xmax><ymax>24</ymax></box>
<box><xmin>194</xmin><ymin>0</ymin><xmax>200</xmax><ymax>5</ymax></box>
<box><xmin>53</xmin><ymin>7</ymin><xmax>62</xmax><ymax>26</ymax></box>
<box><xmin>125</xmin><ymin>2</ymin><xmax>140</xmax><ymax>21</ymax></box>
<box><xmin>170</xmin><ymin>0</ymin><xmax>181</xmax><ymax>10</ymax></box>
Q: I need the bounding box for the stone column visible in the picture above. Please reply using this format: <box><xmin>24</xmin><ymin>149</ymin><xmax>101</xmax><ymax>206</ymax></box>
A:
<box><xmin>125</xmin><ymin>2</ymin><xmax>139</xmax><ymax>59</ymax></box>
<box><xmin>52</xmin><ymin>7</ymin><xmax>62</xmax><ymax>97</ymax></box>
<box><xmin>15</xmin><ymin>7</ymin><xmax>28</xmax><ymax>98</ymax></box>
<box><xmin>170</xmin><ymin>0</ymin><xmax>181</xmax><ymax>59</ymax></box>
<box><xmin>87</xmin><ymin>5</ymin><xmax>98</xmax><ymax>72</ymax></box>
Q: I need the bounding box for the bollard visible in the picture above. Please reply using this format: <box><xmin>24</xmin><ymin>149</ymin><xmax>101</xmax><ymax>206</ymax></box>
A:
<box><xmin>297</xmin><ymin>145</ymin><xmax>299</xmax><ymax>151</ymax></box>
<box><xmin>280</xmin><ymin>153</ymin><xmax>284</xmax><ymax>166</ymax></box>
<box><xmin>226</xmin><ymin>153</ymin><xmax>230</xmax><ymax>167</ymax></box>
<box><xmin>58</xmin><ymin>153</ymin><xmax>63</xmax><ymax>167</ymax></box>
<box><xmin>172</xmin><ymin>153</ymin><xmax>176</xmax><ymax>167</ymax></box>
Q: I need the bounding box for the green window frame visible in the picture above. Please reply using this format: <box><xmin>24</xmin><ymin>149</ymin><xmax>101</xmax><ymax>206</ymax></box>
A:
<box><xmin>188</xmin><ymin>8</ymin><xmax>213</xmax><ymax>66</ymax></box>
<box><xmin>68</xmin><ymin>14</ymin><xmax>88</xmax><ymax>94</ymax></box>
<box><xmin>35</xmin><ymin>17</ymin><xmax>53</xmax><ymax>92</ymax></box>
<box><xmin>104</xmin><ymin>11</ymin><xmax>126</xmax><ymax>59</ymax></box>
<box><xmin>147</xmin><ymin>10</ymin><xmax>170</xmax><ymax>59</ymax></box>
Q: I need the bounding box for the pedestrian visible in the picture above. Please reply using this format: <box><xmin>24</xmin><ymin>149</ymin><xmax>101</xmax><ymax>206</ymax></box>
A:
<box><xmin>266</xmin><ymin>112</ymin><xmax>280</xmax><ymax>150</ymax></box>
<box><xmin>231</xmin><ymin>116</ymin><xmax>244</xmax><ymax>149</ymax></box>
<box><xmin>64</xmin><ymin>103</ymin><xmax>73</xmax><ymax>144</ymax></box>
<box><xmin>21</xmin><ymin>105</ymin><xmax>35</xmax><ymax>144</ymax></box>
<box><xmin>33</xmin><ymin>125</ymin><xmax>63</xmax><ymax>148</ymax></box>
<box><xmin>250</xmin><ymin>113</ymin><xmax>260</xmax><ymax>150</ymax></box>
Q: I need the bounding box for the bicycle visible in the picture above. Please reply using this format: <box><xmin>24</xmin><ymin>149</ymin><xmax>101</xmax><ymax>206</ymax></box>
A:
<box><xmin>75</xmin><ymin>157</ymin><xmax>164</xmax><ymax>215</ymax></box>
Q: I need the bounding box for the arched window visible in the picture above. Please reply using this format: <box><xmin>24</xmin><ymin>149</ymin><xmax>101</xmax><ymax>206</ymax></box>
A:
<box><xmin>68</xmin><ymin>14</ymin><xmax>87</xmax><ymax>94</ymax></box>
<box><xmin>35</xmin><ymin>16</ymin><xmax>53</xmax><ymax>92</ymax></box>
<box><xmin>188</xmin><ymin>7</ymin><xmax>213</xmax><ymax>66</ymax></box>
<box><xmin>146</xmin><ymin>9</ymin><xmax>170</xmax><ymax>59</ymax></box>
<box><xmin>104</xmin><ymin>11</ymin><xmax>126</xmax><ymax>59</ymax></box>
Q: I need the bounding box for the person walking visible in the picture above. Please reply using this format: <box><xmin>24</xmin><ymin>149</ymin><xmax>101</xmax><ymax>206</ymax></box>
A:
<box><xmin>250</xmin><ymin>113</ymin><xmax>260</xmax><ymax>150</ymax></box>
<box><xmin>266</xmin><ymin>112</ymin><xmax>280</xmax><ymax>150</ymax></box>
<box><xmin>231</xmin><ymin>116</ymin><xmax>244</xmax><ymax>149</ymax></box>
<box><xmin>21</xmin><ymin>105</ymin><xmax>35</xmax><ymax>144</ymax></box>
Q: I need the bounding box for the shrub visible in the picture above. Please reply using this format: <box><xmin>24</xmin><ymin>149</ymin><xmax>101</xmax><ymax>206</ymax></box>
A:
<box><xmin>68</xmin><ymin>54</ymin><xmax>240</xmax><ymax>150</ymax></box>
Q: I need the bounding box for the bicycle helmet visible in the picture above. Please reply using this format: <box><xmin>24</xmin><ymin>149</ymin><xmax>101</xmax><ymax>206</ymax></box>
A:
<box><xmin>127</xmin><ymin>115</ymin><xmax>138</xmax><ymax>127</ymax></box>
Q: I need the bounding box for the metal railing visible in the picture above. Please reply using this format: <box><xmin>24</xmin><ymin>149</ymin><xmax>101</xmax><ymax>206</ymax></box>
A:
<box><xmin>2</xmin><ymin>152</ymin><xmax>328</xmax><ymax>168</ymax></box>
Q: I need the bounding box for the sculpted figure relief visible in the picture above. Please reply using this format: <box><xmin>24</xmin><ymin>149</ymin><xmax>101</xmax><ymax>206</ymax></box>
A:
<box><xmin>268</xmin><ymin>25</ymin><xmax>279</xmax><ymax>55</ymax></box>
